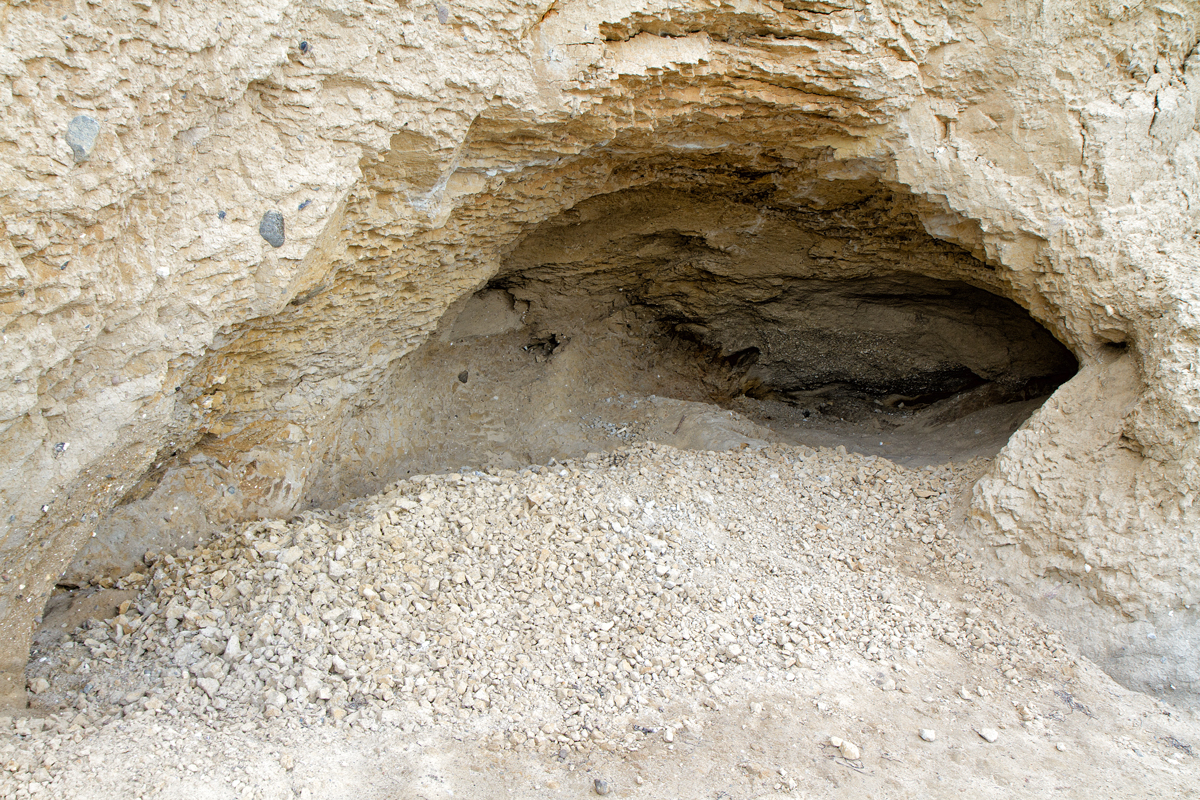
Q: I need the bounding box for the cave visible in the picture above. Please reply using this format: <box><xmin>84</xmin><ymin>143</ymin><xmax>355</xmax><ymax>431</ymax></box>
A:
<box><xmin>5</xmin><ymin>10</ymin><xmax>1200</xmax><ymax>790</ymax></box>
<box><xmin>285</xmin><ymin>166</ymin><xmax>1079</xmax><ymax>511</ymax></box>
<box><xmin>488</xmin><ymin>181</ymin><xmax>1079</xmax><ymax>455</ymax></box>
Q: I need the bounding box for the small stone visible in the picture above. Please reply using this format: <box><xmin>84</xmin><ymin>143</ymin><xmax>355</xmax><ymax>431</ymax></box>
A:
<box><xmin>726</xmin><ymin>643</ymin><xmax>742</xmax><ymax>658</ymax></box>
<box><xmin>224</xmin><ymin>633</ymin><xmax>241</xmax><ymax>659</ymax></box>
<box><xmin>279</xmin><ymin>546</ymin><xmax>303</xmax><ymax>565</ymax></box>
<box><xmin>919</xmin><ymin>729</ymin><xmax>936</xmax><ymax>742</ymax></box>
<box><xmin>197</xmin><ymin>678</ymin><xmax>220</xmax><ymax>698</ymax></box>
<box><xmin>259</xmin><ymin>211</ymin><xmax>285</xmax><ymax>247</ymax></box>
<box><xmin>977</xmin><ymin>728</ymin><xmax>999</xmax><ymax>743</ymax></box>
<box><xmin>839</xmin><ymin>740</ymin><xmax>860</xmax><ymax>760</ymax></box>
<box><xmin>66</xmin><ymin>115</ymin><xmax>100</xmax><ymax>162</ymax></box>
<box><xmin>593</xmin><ymin>778</ymin><xmax>610</xmax><ymax>796</ymax></box>
<box><xmin>28</xmin><ymin>677</ymin><xmax>49</xmax><ymax>694</ymax></box>
<box><xmin>1055</xmin><ymin>742</ymin><xmax>1066</xmax><ymax>752</ymax></box>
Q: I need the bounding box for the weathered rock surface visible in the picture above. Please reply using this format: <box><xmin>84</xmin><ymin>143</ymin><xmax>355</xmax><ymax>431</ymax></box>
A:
<box><xmin>2</xmin><ymin>0</ymin><xmax>1199</xmax><ymax>707</ymax></box>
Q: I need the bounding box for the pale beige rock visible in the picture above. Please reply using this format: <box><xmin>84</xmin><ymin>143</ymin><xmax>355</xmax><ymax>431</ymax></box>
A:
<box><xmin>0</xmin><ymin>0</ymin><xmax>1198</xmax><ymax>710</ymax></box>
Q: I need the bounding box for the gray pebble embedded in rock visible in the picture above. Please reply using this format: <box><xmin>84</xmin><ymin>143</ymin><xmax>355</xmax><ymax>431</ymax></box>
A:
<box><xmin>593</xmin><ymin>778</ymin><xmax>610</xmax><ymax>796</ymax></box>
<box><xmin>259</xmin><ymin>211</ymin><xmax>285</xmax><ymax>247</ymax></box>
<box><xmin>66</xmin><ymin>115</ymin><xmax>100</xmax><ymax>162</ymax></box>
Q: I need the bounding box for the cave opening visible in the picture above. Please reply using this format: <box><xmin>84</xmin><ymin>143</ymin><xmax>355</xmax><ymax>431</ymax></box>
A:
<box><xmin>484</xmin><ymin>264</ymin><xmax>1079</xmax><ymax>467</ymax></box>
<box><xmin>322</xmin><ymin>175</ymin><xmax>1078</xmax><ymax>494</ymax></box>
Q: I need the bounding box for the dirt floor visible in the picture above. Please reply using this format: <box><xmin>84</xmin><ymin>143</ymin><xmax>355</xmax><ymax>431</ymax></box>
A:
<box><xmin>5</xmin><ymin>399</ymin><xmax>1199</xmax><ymax>798</ymax></box>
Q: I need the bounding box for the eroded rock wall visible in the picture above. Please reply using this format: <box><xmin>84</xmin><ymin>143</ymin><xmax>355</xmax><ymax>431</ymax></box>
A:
<box><xmin>2</xmin><ymin>0</ymin><xmax>1200</xmax><ymax>705</ymax></box>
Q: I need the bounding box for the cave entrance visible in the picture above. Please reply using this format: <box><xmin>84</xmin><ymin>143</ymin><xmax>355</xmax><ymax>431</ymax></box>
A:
<box><xmin>476</xmin><ymin>180</ymin><xmax>1076</xmax><ymax>466</ymax></box>
<box><xmin>481</xmin><ymin>269</ymin><xmax>1077</xmax><ymax>468</ymax></box>
<box><xmin>332</xmin><ymin>179</ymin><xmax>1077</xmax><ymax>492</ymax></box>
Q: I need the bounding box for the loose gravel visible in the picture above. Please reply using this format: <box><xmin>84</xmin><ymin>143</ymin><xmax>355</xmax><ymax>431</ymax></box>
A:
<box><xmin>4</xmin><ymin>441</ymin><xmax>1194</xmax><ymax>799</ymax></box>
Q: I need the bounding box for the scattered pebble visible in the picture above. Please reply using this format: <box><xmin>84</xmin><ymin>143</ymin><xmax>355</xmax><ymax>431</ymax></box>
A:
<box><xmin>977</xmin><ymin>728</ymin><xmax>999</xmax><ymax>743</ymax></box>
<box><xmin>593</xmin><ymin>777</ymin><xmax>610</xmax><ymax>795</ymax></box>
<box><xmin>66</xmin><ymin>115</ymin><xmax>100</xmax><ymax>162</ymax></box>
<box><xmin>259</xmin><ymin>210</ymin><xmax>285</xmax><ymax>247</ymax></box>
<box><xmin>920</xmin><ymin>729</ymin><xmax>937</xmax><ymax>742</ymax></box>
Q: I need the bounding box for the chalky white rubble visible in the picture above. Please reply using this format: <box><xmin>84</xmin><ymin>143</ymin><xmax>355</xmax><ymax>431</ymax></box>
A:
<box><xmin>1</xmin><ymin>0</ymin><xmax>1199</xmax><ymax>707</ymax></box>
<box><xmin>34</xmin><ymin>445</ymin><xmax>998</xmax><ymax>734</ymax></box>
<box><xmin>10</xmin><ymin>446</ymin><xmax>1200</xmax><ymax>798</ymax></box>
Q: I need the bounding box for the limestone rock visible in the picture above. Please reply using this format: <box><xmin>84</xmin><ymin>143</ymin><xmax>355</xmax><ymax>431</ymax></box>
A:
<box><xmin>0</xmin><ymin>0</ymin><xmax>1198</xmax><ymax>710</ymax></box>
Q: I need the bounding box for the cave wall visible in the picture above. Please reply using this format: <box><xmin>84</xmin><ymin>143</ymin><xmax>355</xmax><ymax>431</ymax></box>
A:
<box><xmin>2</xmin><ymin>0</ymin><xmax>1200</xmax><ymax>705</ymax></box>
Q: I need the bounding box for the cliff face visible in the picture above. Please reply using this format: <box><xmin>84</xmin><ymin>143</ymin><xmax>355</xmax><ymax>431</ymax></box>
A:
<box><xmin>2</xmin><ymin>0</ymin><xmax>1199</xmax><ymax>707</ymax></box>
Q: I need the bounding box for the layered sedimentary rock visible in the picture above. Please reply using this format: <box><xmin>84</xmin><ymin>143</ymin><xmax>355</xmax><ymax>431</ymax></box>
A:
<box><xmin>2</xmin><ymin>0</ymin><xmax>1199</xmax><ymax>706</ymax></box>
